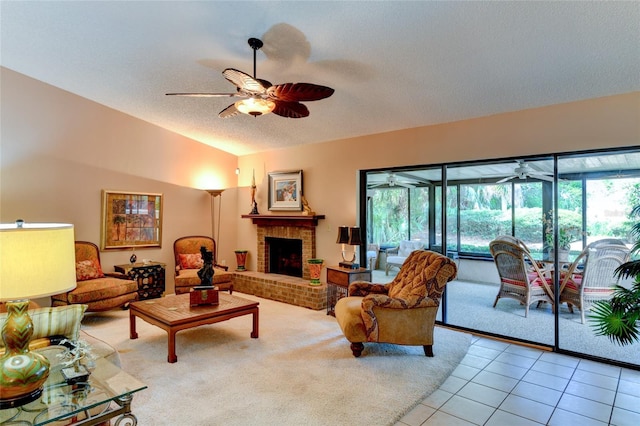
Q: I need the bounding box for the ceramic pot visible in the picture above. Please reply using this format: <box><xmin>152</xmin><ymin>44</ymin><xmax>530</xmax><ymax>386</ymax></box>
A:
<box><xmin>235</xmin><ymin>250</ymin><xmax>248</xmax><ymax>271</ymax></box>
<box><xmin>308</xmin><ymin>258</ymin><xmax>324</xmax><ymax>286</ymax></box>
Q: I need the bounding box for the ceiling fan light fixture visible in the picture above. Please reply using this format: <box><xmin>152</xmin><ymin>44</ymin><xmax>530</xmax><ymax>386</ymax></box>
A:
<box><xmin>234</xmin><ymin>97</ymin><xmax>275</xmax><ymax>116</ymax></box>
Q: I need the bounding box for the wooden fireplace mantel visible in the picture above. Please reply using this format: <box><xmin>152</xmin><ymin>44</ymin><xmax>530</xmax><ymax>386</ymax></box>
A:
<box><xmin>241</xmin><ymin>214</ymin><xmax>325</xmax><ymax>228</ymax></box>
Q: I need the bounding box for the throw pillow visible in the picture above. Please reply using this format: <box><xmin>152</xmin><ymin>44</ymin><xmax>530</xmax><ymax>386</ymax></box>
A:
<box><xmin>179</xmin><ymin>253</ymin><xmax>204</xmax><ymax>269</ymax></box>
<box><xmin>0</xmin><ymin>304</ymin><xmax>87</xmax><ymax>347</ymax></box>
<box><xmin>76</xmin><ymin>259</ymin><xmax>105</xmax><ymax>281</ymax></box>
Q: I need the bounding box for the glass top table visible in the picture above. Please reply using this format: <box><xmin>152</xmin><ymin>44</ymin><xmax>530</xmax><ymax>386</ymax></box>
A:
<box><xmin>0</xmin><ymin>345</ymin><xmax>147</xmax><ymax>425</ymax></box>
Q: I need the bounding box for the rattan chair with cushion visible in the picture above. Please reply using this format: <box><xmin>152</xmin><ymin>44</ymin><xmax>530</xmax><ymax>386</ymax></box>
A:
<box><xmin>385</xmin><ymin>240</ymin><xmax>425</xmax><ymax>275</ymax></box>
<box><xmin>335</xmin><ymin>250</ymin><xmax>457</xmax><ymax>357</ymax></box>
<box><xmin>51</xmin><ymin>241</ymin><xmax>138</xmax><ymax>312</ymax></box>
<box><xmin>489</xmin><ymin>239</ymin><xmax>554</xmax><ymax>317</ymax></box>
<box><xmin>173</xmin><ymin>236</ymin><xmax>233</xmax><ymax>295</ymax></box>
<box><xmin>559</xmin><ymin>239</ymin><xmax>630</xmax><ymax>323</ymax></box>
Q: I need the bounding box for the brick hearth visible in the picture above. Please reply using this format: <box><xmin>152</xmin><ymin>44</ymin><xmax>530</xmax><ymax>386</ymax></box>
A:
<box><xmin>239</xmin><ymin>215</ymin><xmax>327</xmax><ymax>309</ymax></box>
<box><xmin>233</xmin><ymin>271</ymin><xmax>327</xmax><ymax>310</ymax></box>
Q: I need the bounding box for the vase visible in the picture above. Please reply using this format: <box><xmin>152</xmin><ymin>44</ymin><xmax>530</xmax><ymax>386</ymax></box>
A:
<box><xmin>308</xmin><ymin>258</ymin><xmax>324</xmax><ymax>286</ymax></box>
<box><xmin>550</xmin><ymin>249</ymin><xmax>570</xmax><ymax>263</ymax></box>
<box><xmin>0</xmin><ymin>301</ymin><xmax>50</xmax><ymax>406</ymax></box>
<box><xmin>235</xmin><ymin>250</ymin><xmax>248</xmax><ymax>272</ymax></box>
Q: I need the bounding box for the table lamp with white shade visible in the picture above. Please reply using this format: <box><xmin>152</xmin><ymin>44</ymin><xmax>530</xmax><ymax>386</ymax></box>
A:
<box><xmin>0</xmin><ymin>220</ymin><xmax>77</xmax><ymax>408</ymax></box>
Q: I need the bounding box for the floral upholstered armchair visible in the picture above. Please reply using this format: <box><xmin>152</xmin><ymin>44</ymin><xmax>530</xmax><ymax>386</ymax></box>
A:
<box><xmin>173</xmin><ymin>236</ymin><xmax>233</xmax><ymax>294</ymax></box>
<box><xmin>334</xmin><ymin>250</ymin><xmax>458</xmax><ymax>357</ymax></box>
<box><xmin>51</xmin><ymin>241</ymin><xmax>138</xmax><ymax>312</ymax></box>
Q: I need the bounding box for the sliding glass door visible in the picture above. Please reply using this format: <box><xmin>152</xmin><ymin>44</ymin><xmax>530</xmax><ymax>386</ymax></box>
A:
<box><xmin>361</xmin><ymin>147</ymin><xmax>640</xmax><ymax>368</ymax></box>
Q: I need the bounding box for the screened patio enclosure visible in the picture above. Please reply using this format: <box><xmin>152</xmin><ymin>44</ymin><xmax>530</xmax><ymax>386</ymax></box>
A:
<box><xmin>360</xmin><ymin>147</ymin><xmax>640</xmax><ymax>368</ymax></box>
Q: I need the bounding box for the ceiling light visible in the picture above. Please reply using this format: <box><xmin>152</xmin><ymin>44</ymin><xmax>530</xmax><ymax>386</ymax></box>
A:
<box><xmin>234</xmin><ymin>97</ymin><xmax>275</xmax><ymax>116</ymax></box>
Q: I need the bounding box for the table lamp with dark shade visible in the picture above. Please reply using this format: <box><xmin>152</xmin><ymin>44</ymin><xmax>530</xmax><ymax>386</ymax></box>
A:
<box><xmin>337</xmin><ymin>226</ymin><xmax>362</xmax><ymax>269</ymax></box>
<box><xmin>0</xmin><ymin>221</ymin><xmax>77</xmax><ymax>408</ymax></box>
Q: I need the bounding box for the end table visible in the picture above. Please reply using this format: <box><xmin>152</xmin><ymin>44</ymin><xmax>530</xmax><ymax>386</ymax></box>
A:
<box><xmin>326</xmin><ymin>266</ymin><xmax>371</xmax><ymax>316</ymax></box>
<box><xmin>114</xmin><ymin>262</ymin><xmax>166</xmax><ymax>300</ymax></box>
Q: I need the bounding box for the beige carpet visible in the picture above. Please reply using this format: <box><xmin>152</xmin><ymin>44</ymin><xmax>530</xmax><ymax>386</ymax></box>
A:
<box><xmin>81</xmin><ymin>293</ymin><xmax>471</xmax><ymax>426</ymax></box>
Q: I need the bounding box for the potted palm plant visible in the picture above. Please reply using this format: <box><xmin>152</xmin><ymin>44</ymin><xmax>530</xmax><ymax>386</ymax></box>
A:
<box><xmin>590</xmin><ymin>204</ymin><xmax>640</xmax><ymax>345</ymax></box>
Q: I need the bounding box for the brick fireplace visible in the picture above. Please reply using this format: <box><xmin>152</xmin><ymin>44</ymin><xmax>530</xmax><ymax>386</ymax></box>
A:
<box><xmin>236</xmin><ymin>214</ymin><xmax>327</xmax><ymax>310</ymax></box>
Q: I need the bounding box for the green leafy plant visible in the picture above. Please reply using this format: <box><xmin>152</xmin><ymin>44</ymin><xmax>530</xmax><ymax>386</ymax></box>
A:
<box><xmin>590</xmin><ymin>204</ymin><xmax>640</xmax><ymax>345</ymax></box>
<box><xmin>543</xmin><ymin>210</ymin><xmax>583</xmax><ymax>250</ymax></box>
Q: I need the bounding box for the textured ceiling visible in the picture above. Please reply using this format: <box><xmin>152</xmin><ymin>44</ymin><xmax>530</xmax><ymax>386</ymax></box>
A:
<box><xmin>1</xmin><ymin>1</ymin><xmax>639</xmax><ymax>156</ymax></box>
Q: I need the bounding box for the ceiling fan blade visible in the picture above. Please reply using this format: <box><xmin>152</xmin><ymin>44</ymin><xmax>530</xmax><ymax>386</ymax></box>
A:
<box><xmin>266</xmin><ymin>83</ymin><xmax>335</xmax><ymax>102</ymax></box>
<box><xmin>166</xmin><ymin>92</ymin><xmax>241</xmax><ymax>98</ymax></box>
<box><xmin>530</xmin><ymin>173</ymin><xmax>555</xmax><ymax>182</ymax></box>
<box><xmin>497</xmin><ymin>176</ymin><xmax>516</xmax><ymax>183</ymax></box>
<box><xmin>272</xmin><ymin>101</ymin><xmax>309</xmax><ymax>118</ymax></box>
<box><xmin>222</xmin><ymin>68</ymin><xmax>267</xmax><ymax>94</ymax></box>
<box><xmin>218</xmin><ymin>103</ymin><xmax>241</xmax><ymax>119</ymax></box>
<box><xmin>396</xmin><ymin>182</ymin><xmax>415</xmax><ymax>188</ymax></box>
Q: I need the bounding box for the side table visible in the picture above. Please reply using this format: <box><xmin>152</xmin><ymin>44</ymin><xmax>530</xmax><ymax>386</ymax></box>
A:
<box><xmin>326</xmin><ymin>266</ymin><xmax>371</xmax><ymax>316</ymax></box>
<box><xmin>114</xmin><ymin>262</ymin><xmax>166</xmax><ymax>300</ymax></box>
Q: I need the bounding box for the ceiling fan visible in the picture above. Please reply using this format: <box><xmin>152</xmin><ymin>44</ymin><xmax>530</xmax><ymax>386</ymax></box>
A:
<box><xmin>369</xmin><ymin>173</ymin><xmax>416</xmax><ymax>189</ymax></box>
<box><xmin>166</xmin><ymin>38</ymin><xmax>334</xmax><ymax>118</ymax></box>
<box><xmin>496</xmin><ymin>160</ymin><xmax>554</xmax><ymax>183</ymax></box>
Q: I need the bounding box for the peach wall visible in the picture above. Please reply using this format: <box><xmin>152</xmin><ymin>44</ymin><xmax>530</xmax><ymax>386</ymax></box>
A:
<box><xmin>1</xmin><ymin>68</ymin><xmax>239</xmax><ymax>295</ymax></box>
<box><xmin>237</xmin><ymin>92</ymin><xmax>640</xmax><ymax>272</ymax></box>
<box><xmin>2</xmin><ymin>66</ymin><xmax>638</xmax><ymax>292</ymax></box>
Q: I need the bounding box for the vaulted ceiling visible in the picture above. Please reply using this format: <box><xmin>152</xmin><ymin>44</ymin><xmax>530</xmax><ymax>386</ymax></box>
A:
<box><xmin>1</xmin><ymin>1</ymin><xmax>638</xmax><ymax>156</ymax></box>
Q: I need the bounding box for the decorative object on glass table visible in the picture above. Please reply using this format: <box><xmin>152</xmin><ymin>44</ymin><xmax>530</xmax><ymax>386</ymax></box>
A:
<box><xmin>57</xmin><ymin>339</ymin><xmax>96</xmax><ymax>385</ymax></box>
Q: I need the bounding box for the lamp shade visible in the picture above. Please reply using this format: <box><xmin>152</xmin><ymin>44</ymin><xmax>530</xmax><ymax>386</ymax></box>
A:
<box><xmin>348</xmin><ymin>227</ymin><xmax>362</xmax><ymax>246</ymax></box>
<box><xmin>336</xmin><ymin>226</ymin><xmax>350</xmax><ymax>244</ymax></box>
<box><xmin>0</xmin><ymin>222</ymin><xmax>77</xmax><ymax>301</ymax></box>
<box><xmin>235</xmin><ymin>97</ymin><xmax>275</xmax><ymax>116</ymax></box>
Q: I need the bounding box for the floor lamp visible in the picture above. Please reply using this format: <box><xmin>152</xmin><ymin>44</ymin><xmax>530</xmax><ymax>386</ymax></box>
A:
<box><xmin>206</xmin><ymin>189</ymin><xmax>224</xmax><ymax>264</ymax></box>
<box><xmin>0</xmin><ymin>221</ymin><xmax>77</xmax><ymax>408</ymax></box>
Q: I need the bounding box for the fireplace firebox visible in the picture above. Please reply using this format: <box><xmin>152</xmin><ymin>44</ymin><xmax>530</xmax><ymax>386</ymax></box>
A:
<box><xmin>266</xmin><ymin>237</ymin><xmax>303</xmax><ymax>277</ymax></box>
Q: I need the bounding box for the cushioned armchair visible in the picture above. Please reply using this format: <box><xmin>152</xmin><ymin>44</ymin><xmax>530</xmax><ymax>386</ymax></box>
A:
<box><xmin>335</xmin><ymin>250</ymin><xmax>457</xmax><ymax>357</ymax></box>
<box><xmin>173</xmin><ymin>236</ymin><xmax>233</xmax><ymax>295</ymax></box>
<box><xmin>385</xmin><ymin>240</ymin><xmax>425</xmax><ymax>275</ymax></box>
<box><xmin>559</xmin><ymin>239</ymin><xmax>630</xmax><ymax>323</ymax></box>
<box><xmin>51</xmin><ymin>241</ymin><xmax>138</xmax><ymax>312</ymax></box>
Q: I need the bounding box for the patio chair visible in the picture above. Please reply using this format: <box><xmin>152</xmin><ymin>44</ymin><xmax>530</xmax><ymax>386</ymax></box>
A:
<box><xmin>559</xmin><ymin>240</ymin><xmax>630</xmax><ymax>323</ymax></box>
<box><xmin>494</xmin><ymin>235</ymin><xmax>532</xmax><ymax>253</ymax></box>
<box><xmin>489</xmin><ymin>239</ymin><xmax>554</xmax><ymax>317</ymax></box>
<box><xmin>385</xmin><ymin>240</ymin><xmax>424</xmax><ymax>275</ymax></box>
<box><xmin>366</xmin><ymin>243</ymin><xmax>379</xmax><ymax>270</ymax></box>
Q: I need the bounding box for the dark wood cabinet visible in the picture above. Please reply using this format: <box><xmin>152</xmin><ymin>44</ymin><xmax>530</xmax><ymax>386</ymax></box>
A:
<box><xmin>326</xmin><ymin>266</ymin><xmax>371</xmax><ymax>316</ymax></box>
<box><xmin>114</xmin><ymin>262</ymin><xmax>166</xmax><ymax>300</ymax></box>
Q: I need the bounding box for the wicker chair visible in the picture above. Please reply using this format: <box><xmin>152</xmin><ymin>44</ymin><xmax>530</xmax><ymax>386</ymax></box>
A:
<box><xmin>559</xmin><ymin>239</ymin><xmax>630</xmax><ymax>323</ymax></box>
<box><xmin>385</xmin><ymin>240</ymin><xmax>424</xmax><ymax>275</ymax></box>
<box><xmin>489</xmin><ymin>239</ymin><xmax>554</xmax><ymax>317</ymax></box>
<box><xmin>494</xmin><ymin>235</ymin><xmax>533</xmax><ymax>253</ymax></box>
<box><xmin>334</xmin><ymin>250</ymin><xmax>457</xmax><ymax>357</ymax></box>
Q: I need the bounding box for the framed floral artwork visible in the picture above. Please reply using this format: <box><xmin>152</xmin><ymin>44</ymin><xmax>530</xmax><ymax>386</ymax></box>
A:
<box><xmin>268</xmin><ymin>170</ymin><xmax>303</xmax><ymax>211</ymax></box>
<box><xmin>101</xmin><ymin>190</ymin><xmax>163</xmax><ymax>249</ymax></box>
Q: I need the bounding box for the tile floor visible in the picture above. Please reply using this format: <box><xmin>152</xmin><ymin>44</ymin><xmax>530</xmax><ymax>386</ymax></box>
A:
<box><xmin>395</xmin><ymin>335</ymin><xmax>640</xmax><ymax>426</ymax></box>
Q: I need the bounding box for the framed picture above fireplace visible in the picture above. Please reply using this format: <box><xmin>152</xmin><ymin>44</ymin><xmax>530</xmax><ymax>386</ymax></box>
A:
<box><xmin>268</xmin><ymin>170</ymin><xmax>303</xmax><ymax>211</ymax></box>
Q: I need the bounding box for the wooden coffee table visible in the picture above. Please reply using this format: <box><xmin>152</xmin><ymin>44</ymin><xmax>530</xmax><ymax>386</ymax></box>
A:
<box><xmin>129</xmin><ymin>292</ymin><xmax>259</xmax><ymax>363</ymax></box>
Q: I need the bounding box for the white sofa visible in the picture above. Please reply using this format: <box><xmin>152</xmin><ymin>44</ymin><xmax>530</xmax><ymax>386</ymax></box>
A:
<box><xmin>385</xmin><ymin>240</ymin><xmax>425</xmax><ymax>275</ymax></box>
